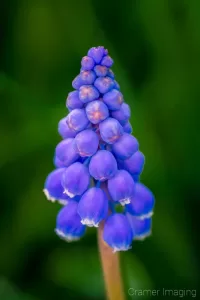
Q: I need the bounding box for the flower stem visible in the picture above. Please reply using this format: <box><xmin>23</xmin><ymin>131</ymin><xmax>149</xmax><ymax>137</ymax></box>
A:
<box><xmin>98</xmin><ymin>221</ymin><xmax>125</xmax><ymax>300</ymax></box>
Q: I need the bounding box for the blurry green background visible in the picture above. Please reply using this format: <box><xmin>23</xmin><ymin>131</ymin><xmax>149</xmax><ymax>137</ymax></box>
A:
<box><xmin>0</xmin><ymin>0</ymin><xmax>199</xmax><ymax>299</ymax></box>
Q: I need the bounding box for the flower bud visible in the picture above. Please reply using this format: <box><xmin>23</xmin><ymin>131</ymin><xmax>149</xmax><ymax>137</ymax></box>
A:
<box><xmin>103</xmin><ymin>213</ymin><xmax>133</xmax><ymax>252</ymax></box>
<box><xmin>101</xmin><ymin>55</ymin><xmax>113</xmax><ymax>67</ymax></box>
<box><xmin>99</xmin><ymin>118</ymin><xmax>124</xmax><ymax>144</ymax></box>
<box><xmin>87</xmin><ymin>46</ymin><xmax>105</xmax><ymax>63</ymax></box>
<box><xmin>66</xmin><ymin>109</ymin><xmax>89</xmax><ymax>132</ymax></box>
<box><xmin>58</xmin><ymin>117</ymin><xmax>77</xmax><ymax>139</ymax></box>
<box><xmin>103</xmin><ymin>89</ymin><xmax>123</xmax><ymax>110</ymax></box>
<box><xmin>44</xmin><ymin>168</ymin><xmax>69</xmax><ymax>205</ymax></box>
<box><xmin>55</xmin><ymin>201</ymin><xmax>86</xmax><ymax>241</ymax></box>
<box><xmin>126</xmin><ymin>183</ymin><xmax>155</xmax><ymax>219</ymax></box>
<box><xmin>66</xmin><ymin>91</ymin><xmax>84</xmax><ymax>110</ymax></box>
<box><xmin>56</xmin><ymin>138</ymin><xmax>79</xmax><ymax>167</ymax></box>
<box><xmin>94</xmin><ymin>65</ymin><xmax>108</xmax><ymax>77</ymax></box>
<box><xmin>74</xmin><ymin>129</ymin><xmax>99</xmax><ymax>157</ymax></box>
<box><xmin>111</xmin><ymin>103</ymin><xmax>130</xmax><ymax>125</ymax></box>
<box><xmin>127</xmin><ymin>213</ymin><xmax>152</xmax><ymax>240</ymax></box>
<box><xmin>94</xmin><ymin>77</ymin><xmax>115</xmax><ymax>94</ymax></box>
<box><xmin>112</xmin><ymin>133</ymin><xmax>139</xmax><ymax>160</ymax></box>
<box><xmin>123</xmin><ymin>151</ymin><xmax>145</xmax><ymax>177</ymax></box>
<box><xmin>78</xmin><ymin>187</ymin><xmax>108</xmax><ymax>227</ymax></box>
<box><xmin>81</xmin><ymin>56</ymin><xmax>95</xmax><ymax>70</ymax></box>
<box><xmin>79</xmin><ymin>70</ymin><xmax>96</xmax><ymax>85</ymax></box>
<box><xmin>79</xmin><ymin>85</ymin><xmax>100</xmax><ymax>103</ymax></box>
<box><xmin>108</xmin><ymin>170</ymin><xmax>135</xmax><ymax>205</ymax></box>
<box><xmin>89</xmin><ymin>150</ymin><xmax>117</xmax><ymax>181</ymax></box>
<box><xmin>62</xmin><ymin>162</ymin><xmax>90</xmax><ymax>198</ymax></box>
<box><xmin>85</xmin><ymin>100</ymin><xmax>109</xmax><ymax>124</ymax></box>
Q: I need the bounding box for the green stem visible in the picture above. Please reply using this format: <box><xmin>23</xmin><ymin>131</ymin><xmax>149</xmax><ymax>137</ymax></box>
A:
<box><xmin>98</xmin><ymin>221</ymin><xmax>125</xmax><ymax>300</ymax></box>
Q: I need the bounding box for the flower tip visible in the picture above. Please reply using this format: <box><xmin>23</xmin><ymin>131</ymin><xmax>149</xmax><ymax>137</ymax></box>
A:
<box><xmin>63</xmin><ymin>189</ymin><xmax>75</xmax><ymax>198</ymax></box>
<box><xmin>43</xmin><ymin>189</ymin><xmax>56</xmax><ymax>202</ymax></box>
<box><xmin>120</xmin><ymin>198</ymin><xmax>131</xmax><ymax>206</ymax></box>
<box><xmin>55</xmin><ymin>229</ymin><xmax>80</xmax><ymax>242</ymax></box>
<box><xmin>138</xmin><ymin>211</ymin><xmax>154</xmax><ymax>220</ymax></box>
<box><xmin>112</xmin><ymin>245</ymin><xmax>132</xmax><ymax>253</ymax></box>
<box><xmin>81</xmin><ymin>219</ymin><xmax>99</xmax><ymax>227</ymax></box>
<box><xmin>134</xmin><ymin>231</ymin><xmax>152</xmax><ymax>241</ymax></box>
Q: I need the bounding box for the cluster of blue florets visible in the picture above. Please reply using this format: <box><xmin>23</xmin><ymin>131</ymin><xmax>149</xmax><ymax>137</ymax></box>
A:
<box><xmin>44</xmin><ymin>46</ymin><xmax>155</xmax><ymax>252</ymax></box>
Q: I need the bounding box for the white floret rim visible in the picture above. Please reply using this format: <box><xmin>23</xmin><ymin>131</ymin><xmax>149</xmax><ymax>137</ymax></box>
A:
<box><xmin>134</xmin><ymin>231</ymin><xmax>152</xmax><ymax>241</ymax></box>
<box><xmin>120</xmin><ymin>198</ymin><xmax>131</xmax><ymax>206</ymax></box>
<box><xmin>81</xmin><ymin>218</ymin><xmax>99</xmax><ymax>227</ymax></box>
<box><xmin>55</xmin><ymin>229</ymin><xmax>80</xmax><ymax>242</ymax></box>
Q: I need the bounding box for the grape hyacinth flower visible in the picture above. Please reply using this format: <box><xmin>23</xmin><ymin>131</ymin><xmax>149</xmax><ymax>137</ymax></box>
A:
<box><xmin>58</xmin><ymin>117</ymin><xmax>77</xmax><ymax>139</ymax></box>
<box><xmin>55</xmin><ymin>138</ymin><xmax>79</xmax><ymax>167</ymax></box>
<box><xmin>112</xmin><ymin>133</ymin><xmax>139</xmax><ymax>160</ymax></box>
<box><xmin>74</xmin><ymin>129</ymin><xmax>99</xmax><ymax>157</ymax></box>
<box><xmin>43</xmin><ymin>46</ymin><xmax>155</xmax><ymax>255</ymax></box>
<box><xmin>111</xmin><ymin>103</ymin><xmax>130</xmax><ymax>125</ymax></box>
<box><xmin>56</xmin><ymin>201</ymin><xmax>86</xmax><ymax>241</ymax></box>
<box><xmin>127</xmin><ymin>213</ymin><xmax>152</xmax><ymax>240</ymax></box>
<box><xmin>103</xmin><ymin>213</ymin><xmax>133</xmax><ymax>252</ymax></box>
<box><xmin>78</xmin><ymin>187</ymin><xmax>108</xmax><ymax>227</ymax></box>
<box><xmin>86</xmin><ymin>100</ymin><xmax>109</xmax><ymax>124</ymax></box>
<box><xmin>126</xmin><ymin>183</ymin><xmax>155</xmax><ymax>219</ymax></box>
<box><xmin>89</xmin><ymin>150</ymin><xmax>117</xmax><ymax>181</ymax></box>
<box><xmin>66</xmin><ymin>108</ymin><xmax>89</xmax><ymax>132</ymax></box>
<box><xmin>107</xmin><ymin>170</ymin><xmax>135</xmax><ymax>205</ymax></box>
<box><xmin>66</xmin><ymin>91</ymin><xmax>84</xmax><ymax>110</ymax></box>
<box><xmin>99</xmin><ymin>117</ymin><xmax>124</xmax><ymax>144</ymax></box>
<box><xmin>62</xmin><ymin>162</ymin><xmax>90</xmax><ymax>198</ymax></box>
<box><xmin>43</xmin><ymin>168</ymin><xmax>70</xmax><ymax>205</ymax></box>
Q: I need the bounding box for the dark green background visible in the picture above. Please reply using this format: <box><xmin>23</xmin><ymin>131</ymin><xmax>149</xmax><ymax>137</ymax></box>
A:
<box><xmin>0</xmin><ymin>0</ymin><xmax>199</xmax><ymax>299</ymax></box>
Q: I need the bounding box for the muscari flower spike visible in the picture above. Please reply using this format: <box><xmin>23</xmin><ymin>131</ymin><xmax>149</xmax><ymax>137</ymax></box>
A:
<box><xmin>43</xmin><ymin>46</ymin><xmax>155</xmax><ymax>250</ymax></box>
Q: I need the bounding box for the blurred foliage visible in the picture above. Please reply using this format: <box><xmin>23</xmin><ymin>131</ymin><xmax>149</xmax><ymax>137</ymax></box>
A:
<box><xmin>0</xmin><ymin>0</ymin><xmax>199</xmax><ymax>299</ymax></box>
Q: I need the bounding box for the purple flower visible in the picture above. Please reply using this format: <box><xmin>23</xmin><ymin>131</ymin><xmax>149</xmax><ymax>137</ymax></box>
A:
<box><xmin>44</xmin><ymin>168</ymin><xmax>69</xmax><ymax>205</ymax></box>
<box><xmin>79</xmin><ymin>70</ymin><xmax>96</xmax><ymax>85</ymax></box>
<box><xmin>103</xmin><ymin>213</ymin><xmax>133</xmax><ymax>252</ymax></box>
<box><xmin>72</xmin><ymin>74</ymin><xmax>82</xmax><ymax>89</ymax></box>
<box><xmin>103</xmin><ymin>89</ymin><xmax>123</xmax><ymax>110</ymax></box>
<box><xmin>78</xmin><ymin>187</ymin><xmax>108</xmax><ymax>227</ymax></box>
<box><xmin>85</xmin><ymin>100</ymin><xmax>109</xmax><ymax>124</ymax></box>
<box><xmin>107</xmin><ymin>170</ymin><xmax>135</xmax><ymax>205</ymax></box>
<box><xmin>74</xmin><ymin>129</ymin><xmax>99</xmax><ymax>157</ymax></box>
<box><xmin>87</xmin><ymin>46</ymin><xmax>105</xmax><ymax>63</ymax></box>
<box><xmin>54</xmin><ymin>156</ymin><xmax>65</xmax><ymax>168</ymax></box>
<box><xmin>112</xmin><ymin>133</ymin><xmax>139</xmax><ymax>160</ymax></box>
<box><xmin>45</xmin><ymin>46</ymin><xmax>155</xmax><ymax>250</ymax></box>
<box><xmin>62</xmin><ymin>162</ymin><xmax>90</xmax><ymax>198</ymax></box>
<box><xmin>66</xmin><ymin>91</ymin><xmax>84</xmax><ymax>110</ymax></box>
<box><xmin>123</xmin><ymin>151</ymin><xmax>145</xmax><ymax>176</ymax></box>
<box><xmin>99</xmin><ymin>118</ymin><xmax>124</xmax><ymax>144</ymax></box>
<box><xmin>55</xmin><ymin>138</ymin><xmax>79</xmax><ymax>167</ymax></box>
<box><xmin>111</xmin><ymin>103</ymin><xmax>130</xmax><ymax>125</ymax></box>
<box><xmin>58</xmin><ymin>117</ymin><xmax>77</xmax><ymax>139</ymax></box>
<box><xmin>94</xmin><ymin>77</ymin><xmax>115</xmax><ymax>94</ymax></box>
<box><xmin>123</xmin><ymin>121</ymin><xmax>132</xmax><ymax>134</ymax></box>
<box><xmin>127</xmin><ymin>213</ymin><xmax>152</xmax><ymax>240</ymax></box>
<box><xmin>55</xmin><ymin>201</ymin><xmax>86</xmax><ymax>241</ymax></box>
<box><xmin>79</xmin><ymin>85</ymin><xmax>100</xmax><ymax>103</ymax></box>
<box><xmin>101</xmin><ymin>55</ymin><xmax>113</xmax><ymax>67</ymax></box>
<box><xmin>126</xmin><ymin>183</ymin><xmax>155</xmax><ymax>219</ymax></box>
<box><xmin>94</xmin><ymin>65</ymin><xmax>108</xmax><ymax>77</ymax></box>
<box><xmin>81</xmin><ymin>56</ymin><xmax>95</xmax><ymax>70</ymax></box>
<box><xmin>89</xmin><ymin>150</ymin><xmax>117</xmax><ymax>181</ymax></box>
<box><xmin>66</xmin><ymin>108</ymin><xmax>89</xmax><ymax>132</ymax></box>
